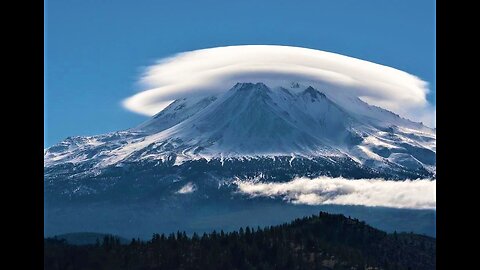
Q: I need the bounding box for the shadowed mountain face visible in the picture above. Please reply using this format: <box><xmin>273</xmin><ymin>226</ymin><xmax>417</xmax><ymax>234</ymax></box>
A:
<box><xmin>44</xmin><ymin>83</ymin><xmax>436</xmax><ymax>237</ymax></box>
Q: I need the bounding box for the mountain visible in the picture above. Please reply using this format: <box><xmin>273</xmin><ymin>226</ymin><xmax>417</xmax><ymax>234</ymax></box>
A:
<box><xmin>44</xmin><ymin>82</ymin><xmax>436</xmax><ymax>238</ymax></box>
<box><xmin>45</xmin><ymin>83</ymin><xmax>435</xmax><ymax>180</ymax></box>
<box><xmin>44</xmin><ymin>212</ymin><xmax>436</xmax><ymax>270</ymax></box>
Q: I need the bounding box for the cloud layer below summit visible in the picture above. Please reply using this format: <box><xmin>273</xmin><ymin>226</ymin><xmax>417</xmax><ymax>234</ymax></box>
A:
<box><xmin>236</xmin><ymin>177</ymin><xmax>436</xmax><ymax>210</ymax></box>
<box><xmin>123</xmin><ymin>45</ymin><xmax>435</xmax><ymax>127</ymax></box>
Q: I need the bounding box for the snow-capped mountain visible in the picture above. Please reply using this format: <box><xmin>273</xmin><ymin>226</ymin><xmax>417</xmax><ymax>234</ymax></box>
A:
<box><xmin>45</xmin><ymin>82</ymin><xmax>435</xmax><ymax>179</ymax></box>
<box><xmin>44</xmin><ymin>82</ymin><xmax>436</xmax><ymax>238</ymax></box>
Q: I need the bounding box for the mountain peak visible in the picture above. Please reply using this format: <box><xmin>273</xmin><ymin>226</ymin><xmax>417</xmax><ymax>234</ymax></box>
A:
<box><xmin>233</xmin><ymin>82</ymin><xmax>270</xmax><ymax>92</ymax></box>
<box><xmin>290</xmin><ymin>82</ymin><xmax>300</xmax><ymax>88</ymax></box>
<box><xmin>302</xmin><ymin>86</ymin><xmax>326</xmax><ymax>99</ymax></box>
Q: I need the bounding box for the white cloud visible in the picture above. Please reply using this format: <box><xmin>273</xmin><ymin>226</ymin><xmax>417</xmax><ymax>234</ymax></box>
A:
<box><xmin>123</xmin><ymin>45</ymin><xmax>435</xmax><ymax>126</ymax></box>
<box><xmin>176</xmin><ymin>182</ymin><xmax>197</xmax><ymax>194</ymax></box>
<box><xmin>235</xmin><ymin>177</ymin><xmax>435</xmax><ymax>210</ymax></box>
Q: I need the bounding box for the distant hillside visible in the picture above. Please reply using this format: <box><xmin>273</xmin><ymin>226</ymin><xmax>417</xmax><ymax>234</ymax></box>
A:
<box><xmin>53</xmin><ymin>232</ymin><xmax>129</xmax><ymax>245</ymax></box>
<box><xmin>44</xmin><ymin>212</ymin><xmax>435</xmax><ymax>270</ymax></box>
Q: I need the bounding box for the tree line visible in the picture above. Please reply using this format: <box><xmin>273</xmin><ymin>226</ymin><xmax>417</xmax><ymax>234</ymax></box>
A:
<box><xmin>45</xmin><ymin>211</ymin><xmax>435</xmax><ymax>270</ymax></box>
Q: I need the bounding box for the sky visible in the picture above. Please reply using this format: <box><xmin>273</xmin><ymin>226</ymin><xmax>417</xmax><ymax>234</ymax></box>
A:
<box><xmin>45</xmin><ymin>0</ymin><xmax>435</xmax><ymax>147</ymax></box>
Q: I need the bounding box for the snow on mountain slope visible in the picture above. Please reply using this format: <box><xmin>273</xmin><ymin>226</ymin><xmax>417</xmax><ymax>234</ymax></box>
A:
<box><xmin>44</xmin><ymin>82</ymin><xmax>435</xmax><ymax>176</ymax></box>
<box><xmin>283</xmin><ymin>81</ymin><xmax>435</xmax><ymax>134</ymax></box>
<box><xmin>134</xmin><ymin>95</ymin><xmax>218</xmax><ymax>134</ymax></box>
<box><xmin>148</xmin><ymin>83</ymin><xmax>353</xmax><ymax>155</ymax></box>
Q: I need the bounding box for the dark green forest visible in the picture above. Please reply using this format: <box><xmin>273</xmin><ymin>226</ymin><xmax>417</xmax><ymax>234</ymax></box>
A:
<box><xmin>44</xmin><ymin>212</ymin><xmax>435</xmax><ymax>270</ymax></box>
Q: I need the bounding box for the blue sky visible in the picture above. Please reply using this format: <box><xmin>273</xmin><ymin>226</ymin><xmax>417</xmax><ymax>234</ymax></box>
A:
<box><xmin>45</xmin><ymin>0</ymin><xmax>435</xmax><ymax>147</ymax></box>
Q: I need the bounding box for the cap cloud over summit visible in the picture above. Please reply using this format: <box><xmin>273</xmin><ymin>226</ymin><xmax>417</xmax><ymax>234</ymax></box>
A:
<box><xmin>123</xmin><ymin>45</ymin><xmax>435</xmax><ymax>127</ymax></box>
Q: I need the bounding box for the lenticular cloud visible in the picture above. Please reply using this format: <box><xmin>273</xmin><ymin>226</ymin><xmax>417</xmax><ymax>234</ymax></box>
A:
<box><xmin>235</xmin><ymin>177</ymin><xmax>436</xmax><ymax>210</ymax></box>
<box><xmin>122</xmin><ymin>45</ymin><xmax>434</xmax><ymax>126</ymax></box>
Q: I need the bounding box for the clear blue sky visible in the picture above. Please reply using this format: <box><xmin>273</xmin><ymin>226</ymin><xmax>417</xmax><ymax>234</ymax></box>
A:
<box><xmin>45</xmin><ymin>0</ymin><xmax>435</xmax><ymax>147</ymax></box>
